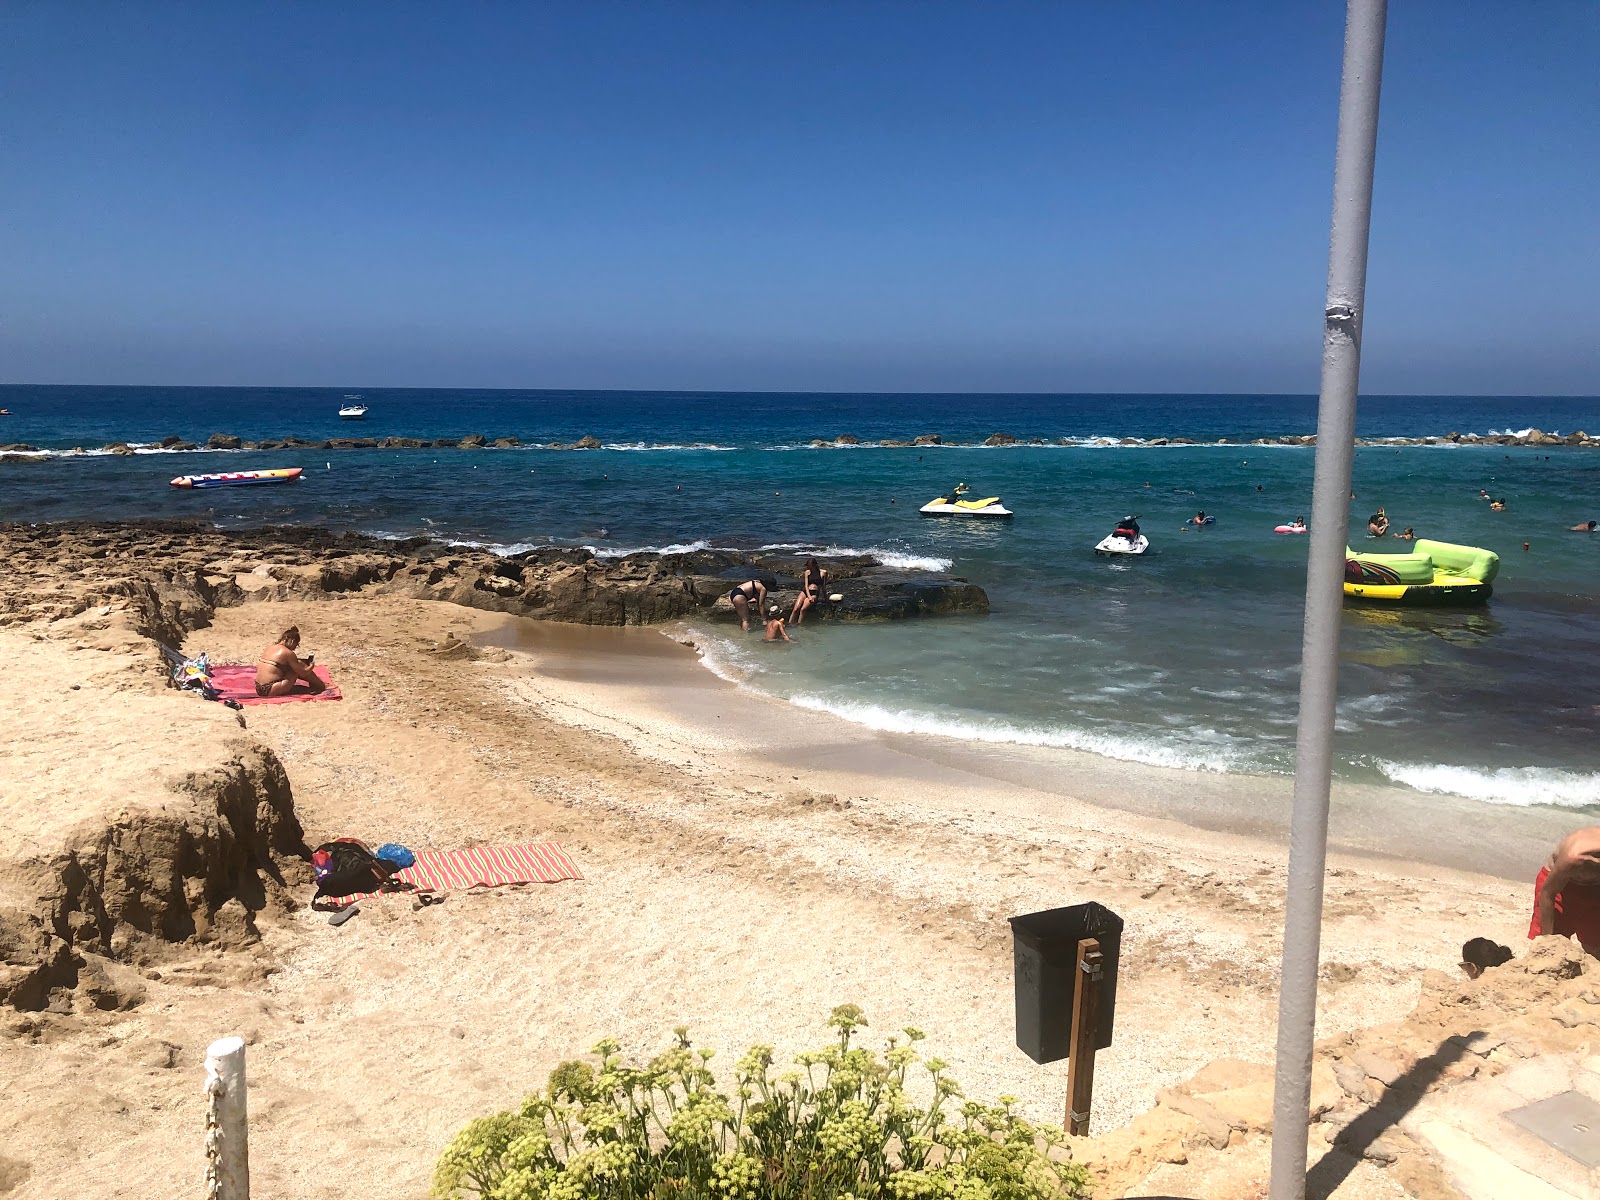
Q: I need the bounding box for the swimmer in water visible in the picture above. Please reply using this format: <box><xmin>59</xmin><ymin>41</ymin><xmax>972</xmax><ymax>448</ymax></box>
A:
<box><xmin>728</xmin><ymin>580</ymin><xmax>767</xmax><ymax>632</ymax></box>
<box><xmin>1570</xmin><ymin>520</ymin><xmax>1598</xmax><ymax>532</ymax></box>
<box><xmin>1393</xmin><ymin>526</ymin><xmax>1417</xmax><ymax>541</ymax></box>
<box><xmin>764</xmin><ymin>607</ymin><xmax>791</xmax><ymax>642</ymax></box>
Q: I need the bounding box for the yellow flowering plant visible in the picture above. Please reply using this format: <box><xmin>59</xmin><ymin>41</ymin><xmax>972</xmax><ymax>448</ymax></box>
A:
<box><xmin>433</xmin><ymin>1006</ymin><xmax>1092</xmax><ymax>1200</ymax></box>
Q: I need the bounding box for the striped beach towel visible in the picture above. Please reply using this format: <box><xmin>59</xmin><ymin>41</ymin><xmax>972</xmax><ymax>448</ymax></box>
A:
<box><xmin>318</xmin><ymin>843</ymin><xmax>582</xmax><ymax>909</ymax></box>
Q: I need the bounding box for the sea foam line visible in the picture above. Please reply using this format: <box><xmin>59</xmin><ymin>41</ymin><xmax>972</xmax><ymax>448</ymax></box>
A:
<box><xmin>787</xmin><ymin>694</ymin><xmax>1247</xmax><ymax>773</ymax></box>
<box><xmin>1375</xmin><ymin>761</ymin><xmax>1600</xmax><ymax>808</ymax></box>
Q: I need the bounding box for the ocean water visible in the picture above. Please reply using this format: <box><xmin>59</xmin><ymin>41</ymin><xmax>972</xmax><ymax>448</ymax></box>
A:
<box><xmin>5</xmin><ymin>384</ymin><xmax>1600</xmax><ymax>812</ymax></box>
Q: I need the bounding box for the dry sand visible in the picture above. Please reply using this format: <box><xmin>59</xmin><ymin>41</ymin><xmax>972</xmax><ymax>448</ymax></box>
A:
<box><xmin>0</xmin><ymin>593</ymin><xmax>1555</xmax><ymax>1199</ymax></box>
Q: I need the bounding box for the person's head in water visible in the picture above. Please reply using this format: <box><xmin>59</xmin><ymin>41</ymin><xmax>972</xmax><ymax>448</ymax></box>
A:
<box><xmin>278</xmin><ymin>626</ymin><xmax>301</xmax><ymax>650</ymax></box>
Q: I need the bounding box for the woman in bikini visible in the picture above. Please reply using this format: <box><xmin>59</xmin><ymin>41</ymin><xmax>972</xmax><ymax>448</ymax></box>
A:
<box><xmin>788</xmin><ymin>557</ymin><xmax>827</xmax><ymax>625</ymax></box>
<box><xmin>255</xmin><ymin>626</ymin><xmax>325</xmax><ymax>698</ymax></box>
<box><xmin>728</xmin><ymin>580</ymin><xmax>767</xmax><ymax>632</ymax></box>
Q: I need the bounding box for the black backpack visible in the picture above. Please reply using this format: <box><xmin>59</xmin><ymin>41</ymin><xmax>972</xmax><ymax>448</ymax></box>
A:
<box><xmin>312</xmin><ymin>839</ymin><xmax>407</xmax><ymax>898</ymax></box>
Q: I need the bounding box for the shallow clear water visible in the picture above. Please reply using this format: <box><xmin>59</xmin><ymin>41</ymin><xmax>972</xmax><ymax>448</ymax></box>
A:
<box><xmin>5</xmin><ymin>384</ymin><xmax>1600</xmax><ymax>811</ymax></box>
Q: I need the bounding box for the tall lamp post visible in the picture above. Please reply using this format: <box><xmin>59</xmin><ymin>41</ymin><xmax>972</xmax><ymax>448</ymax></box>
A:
<box><xmin>1268</xmin><ymin>2</ymin><xmax>1388</xmax><ymax>1198</ymax></box>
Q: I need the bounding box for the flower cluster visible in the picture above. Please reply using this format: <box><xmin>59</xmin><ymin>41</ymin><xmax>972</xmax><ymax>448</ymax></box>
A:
<box><xmin>432</xmin><ymin>1007</ymin><xmax>1091</xmax><ymax>1200</ymax></box>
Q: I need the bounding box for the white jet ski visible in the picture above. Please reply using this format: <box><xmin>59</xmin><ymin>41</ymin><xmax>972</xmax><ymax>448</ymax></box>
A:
<box><xmin>1095</xmin><ymin>518</ymin><xmax>1148</xmax><ymax>556</ymax></box>
<box><xmin>919</xmin><ymin>487</ymin><xmax>1013</xmax><ymax>518</ymax></box>
<box><xmin>1095</xmin><ymin>532</ymin><xmax>1149</xmax><ymax>555</ymax></box>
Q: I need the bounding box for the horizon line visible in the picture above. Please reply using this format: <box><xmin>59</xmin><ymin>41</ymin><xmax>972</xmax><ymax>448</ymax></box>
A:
<box><xmin>3</xmin><ymin>382</ymin><xmax>1598</xmax><ymax>401</ymax></box>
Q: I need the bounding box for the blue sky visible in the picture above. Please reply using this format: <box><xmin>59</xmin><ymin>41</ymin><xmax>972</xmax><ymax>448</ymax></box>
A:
<box><xmin>3</xmin><ymin>1</ymin><xmax>1595</xmax><ymax>394</ymax></box>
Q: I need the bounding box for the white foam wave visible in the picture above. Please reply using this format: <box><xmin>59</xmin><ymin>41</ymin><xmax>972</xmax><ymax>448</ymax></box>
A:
<box><xmin>587</xmin><ymin>539</ymin><xmax>716</xmax><ymax>558</ymax></box>
<box><xmin>602</xmin><ymin>442</ymin><xmax>736</xmax><ymax>451</ymax></box>
<box><xmin>1375</xmin><ymin>761</ymin><xmax>1600</xmax><ymax>808</ymax></box>
<box><xmin>787</xmin><ymin>694</ymin><xmax>1246</xmax><ymax>773</ymax></box>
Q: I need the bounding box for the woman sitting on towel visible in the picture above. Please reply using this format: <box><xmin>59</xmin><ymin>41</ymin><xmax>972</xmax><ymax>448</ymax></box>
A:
<box><xmin>255</xmin><ymin>626</ymin><xmax>325</xmax><ymax>698</ymax></box>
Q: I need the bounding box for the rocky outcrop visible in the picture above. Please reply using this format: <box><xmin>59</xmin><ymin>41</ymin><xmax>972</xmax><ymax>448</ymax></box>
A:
<box><xmin>0</xmin><ymin>737</ymin><xmax>307</xmax><ymax>1013</ymax></box>
<box><xmin>206</xmin><ymin>433</ymin><xmax>242</xmax><ymax>450</ymax></box>
<box><xmin>912</xmin><ymin>433</ymin><xmax>942</xmax><ymax>446</ymax></box>
<box><xmin>0</xmin><ymin>521</ymin><xmax>989</xmax><ymax>632</ymax></box>
<box><xmin>983</xmin><ymin>432</ymin><xmax>1018</xmax><ymax>446</ymax></box>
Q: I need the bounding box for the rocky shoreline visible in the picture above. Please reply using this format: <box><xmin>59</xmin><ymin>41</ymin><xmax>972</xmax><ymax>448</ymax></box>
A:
<box><xmin>3</xmin><ymin>426</ymin><xmax>1597</xmax><ymax>460</ymax></box>
<box><xmin>0</xmin><ymin>520</ymin><xmax>988</xmax><ymax>633</ymax></box>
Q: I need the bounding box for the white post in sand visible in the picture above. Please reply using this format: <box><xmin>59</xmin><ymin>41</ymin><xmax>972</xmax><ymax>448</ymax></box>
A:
<box><xmin>204</xmin><ymin>1036</ymin><xmax>251</xmax><ymax>1200</ymax></box>
<box><xmin>1268</xmin><ymin>3</ymin><xmax>1388</xmax><ymax>1199</ymax></box>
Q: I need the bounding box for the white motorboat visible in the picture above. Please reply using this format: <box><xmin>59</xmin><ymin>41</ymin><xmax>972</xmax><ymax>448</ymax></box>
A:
<box><xmin>338</xmin><ymin>397</ymin><xmax>368</xmax><ymax>419</ymax></box>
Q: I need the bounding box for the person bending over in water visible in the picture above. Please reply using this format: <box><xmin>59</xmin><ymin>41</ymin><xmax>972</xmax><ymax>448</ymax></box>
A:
<box><xmin>1531</xmin><ymin>826</ymin><xmax>1600</xmax><ymax>955</ymax></box>
<box><xmin>764</xmin><ymin>607</ymin><xmax>791</xmax><ymax>642</ymax></box>
<box><xmin>255</xmin><ymin>626</ymin><xmax>325</xmax><ymax>698</ymax></box>
<box><xmin>1393</xmin><ymin>526</ymin><xmax>1417</xmax><ymax>541</ymax></box>
<box><xmin>1490</xmin><ymin>497</ymin><xmax>1507</xmax><ymax>511</ymax></box>
<box><xmin>789</xmin><ymin>557</ymin><xmax>828</xmax><ymax>625</ymax></box>
<box><xmin>1367</xmin><ymin>508</ymin><xmax>1389</xmax><ymax>537</ymax></box>
<box><xmin>728</xmin><ymin>579</ymin><xmax>768</xmax><ymax>632</ymax></box>
<box><xmin>1571</xmin><ymin>520</ymin><xmax>1598</xmax><ymax>532</ymax></box>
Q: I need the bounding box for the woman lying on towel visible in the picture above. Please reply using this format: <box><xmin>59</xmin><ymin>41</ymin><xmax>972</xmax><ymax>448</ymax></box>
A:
<box><xmin>255</xmin><ymin>626</ymin><xmax>326</xmax><ymax>699</ymax></box>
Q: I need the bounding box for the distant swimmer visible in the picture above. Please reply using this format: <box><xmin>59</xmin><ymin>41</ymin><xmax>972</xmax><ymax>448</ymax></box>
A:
<box><xmin>763</xmin><ymin>607</ymin><xmax>791</xmax><ymax>643</ymax></box>
<box><xmin>1367</xmin><ymin>508</ymin><xmax>1389</xmax><ymax>537</ymax></box>
<box><xmin>1188</xmin><ymin>511</ymin><xmax>1213</xmax><ymax>526</ymax></box>
<box><xmin>728</xmin><ymin>579</ymin><xmax>768</xmax><ymax>632</ymax></box>
<box><xmin>1572</xmin><ymin>521</ymin><xmax>1598</xmax><ymax>532</ymax></box>
<box><xmin>1393</xmin><ymin>526</ymin><xmax>1417</xmax><ymax>541</ymax></box>
<box><xmin>1490</xmin><ymin>498</ymin><xmax>1507</xmax><ymax>511</ymax></box>
<box><xmin>1479</xmin><ymin>489</ymin><xmax>1492</xmax><ymax>500</ymax></box>
<box><xmin>1531</xmin><ymin>826</ymin><xmax>1600</xmax><ymax>954</ymax></box>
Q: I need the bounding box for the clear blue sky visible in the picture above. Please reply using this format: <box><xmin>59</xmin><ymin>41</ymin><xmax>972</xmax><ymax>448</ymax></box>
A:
<box><xmin>3</xmin><ymin>1</ymin><xmax>1595</xmax><ymax>394</ymax></box>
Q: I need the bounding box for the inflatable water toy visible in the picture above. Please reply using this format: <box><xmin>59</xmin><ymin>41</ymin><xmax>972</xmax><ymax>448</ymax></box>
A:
<box><xmin>170</xmin><ymin>467</ymin><xmax>303</xmax><ymax>489</ymax></box>
<box><xmin>1188</xmin><ymin>514</ymin><xmax>1215</xmax><ymax>526</ymax></box>
<box><xmin>1343</xmin><ymin>539</ymin><xmax>1498</xmax><ymax>605</ymax></box>
<box><xmin>1096</xmin><ymin>516</ymin><xmax>1148</xmax><ymax>556</ymax></box>
<box><xmin>1275</xmin><ymin>523</ymin><xmax>1307</xmax><ymax>534</ymax></box>
<box><xmin>919</xmin><ymin>486</ymin><xmax>1012</xmax><ymax>518</ymax></box>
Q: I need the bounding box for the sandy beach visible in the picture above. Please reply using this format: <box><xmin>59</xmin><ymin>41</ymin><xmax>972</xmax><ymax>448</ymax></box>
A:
<box><xmin>6</xmin><ymin>527</ymin><xmax>1589</xmax><ymax>1200</ymax></box>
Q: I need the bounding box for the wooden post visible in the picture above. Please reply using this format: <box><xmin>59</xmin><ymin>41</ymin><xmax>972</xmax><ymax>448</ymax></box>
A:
<box><xmin>204</xmin><ymin>1036</ymin><xmax>250</xmax><ymax>1200</ymax></box>
<box><xmin>1065</xmin><ymin>937</ymin><xmax>1104</xmax><ymax>1136</ymax></box>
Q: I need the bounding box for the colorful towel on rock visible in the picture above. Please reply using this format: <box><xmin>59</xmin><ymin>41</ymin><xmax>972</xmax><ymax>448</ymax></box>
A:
<box><xmin>315</xmin><ymin>844</ymin><xmax>583</xmax><ymax>909</ymax></box>
<box><xmin>211</xmin><ymin>664</ymin><xmax>342</xmax><ymax>704</ymax></box>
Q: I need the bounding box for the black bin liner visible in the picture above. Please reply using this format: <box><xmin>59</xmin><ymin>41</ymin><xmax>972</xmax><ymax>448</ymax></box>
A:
<box><xmin>1008</xmin><ymin>902</ymin><xmax>1122</xmax><ymax>1065</ymax></box>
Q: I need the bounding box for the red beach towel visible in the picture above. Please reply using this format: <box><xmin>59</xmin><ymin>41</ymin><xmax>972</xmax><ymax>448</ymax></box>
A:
<box><xmin>317</xmin><ymin>844</ymin><xmax>582</xmax><ymax>910</ymax></box>
<box><xmin>210</xmin><ymin>664</ymin><xmax>342</xmax><ymax>704</ymax></box>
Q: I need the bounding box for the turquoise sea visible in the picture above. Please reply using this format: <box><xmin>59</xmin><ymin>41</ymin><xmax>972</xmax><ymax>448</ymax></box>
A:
<box><xmin>5</xmin><ymin>384</ymin><xmax>1600</xmax><ymax>811</ymax></box>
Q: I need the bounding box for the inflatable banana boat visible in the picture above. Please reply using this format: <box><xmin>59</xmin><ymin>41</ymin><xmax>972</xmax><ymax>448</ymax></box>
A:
<box><xmin>1343</xmin><ymin>539</ymin><xmax>1498</xmax><ymax>605</ymax></box>
<box><xmin>170</xmin><ymin>467</ymin><xmax>303</xmax><ymax>489</ymax></box>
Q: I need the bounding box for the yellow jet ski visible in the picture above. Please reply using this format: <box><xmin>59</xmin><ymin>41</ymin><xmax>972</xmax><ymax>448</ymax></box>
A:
<box><xmin>919</xmin><ymin>484</ymin><xmax>1013</xmax><ymax>518</ymax></box>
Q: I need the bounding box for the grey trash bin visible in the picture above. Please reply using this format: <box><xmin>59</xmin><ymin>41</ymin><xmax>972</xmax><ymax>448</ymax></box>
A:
<box><xmin>1009</xmin><ymin>901</ymin><xmax>1122</xmax><ymax>1064</ymax></box>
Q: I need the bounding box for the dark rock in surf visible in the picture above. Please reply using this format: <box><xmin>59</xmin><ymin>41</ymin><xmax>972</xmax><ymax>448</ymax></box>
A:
<box><xmin>207</xmin><ymin>434</ymin><xmax>243</xmax><ymax>450</ymax></box>
<box><xmin>983</xmin><ymin>432</ymin><xmax>1018</xmax><ymax>446</ymax></box>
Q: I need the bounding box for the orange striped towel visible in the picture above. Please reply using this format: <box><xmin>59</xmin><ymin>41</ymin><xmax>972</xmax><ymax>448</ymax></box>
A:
<box><xmin>318</xmin><ymin>843</ymin><xmax>582</xmax><ymax>909</ymax></box>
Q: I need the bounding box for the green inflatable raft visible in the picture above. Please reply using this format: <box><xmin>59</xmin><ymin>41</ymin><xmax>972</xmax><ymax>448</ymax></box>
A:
<box><xmin>1343</xmin><ymin>539</ymin><xmax>1499</xmax><ymax>605</ymax></box>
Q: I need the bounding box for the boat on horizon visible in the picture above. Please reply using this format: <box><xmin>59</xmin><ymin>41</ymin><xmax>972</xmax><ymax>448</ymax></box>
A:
<box><xmin>338</xmin><ymin>397</ymin><xmax>369</xmax><ymax>419</ymax></box>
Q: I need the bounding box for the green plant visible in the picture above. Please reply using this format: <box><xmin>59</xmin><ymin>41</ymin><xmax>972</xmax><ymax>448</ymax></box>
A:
<box><xmin>434</xmin><ymin>1005</ymin><xmax>1092</xmax><ymax>1200</ymax></box>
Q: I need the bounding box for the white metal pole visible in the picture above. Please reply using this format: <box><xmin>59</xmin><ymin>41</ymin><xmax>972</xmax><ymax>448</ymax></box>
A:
<box><xmin>204</xmin><ymin>1035</ymin><xmax>251</xmax><ymax>1200</ymax></box>
<box><xmin>1269</xmin><ymin>2</ymin><xmax>1388</xmax><ymax>1197</ymax></box>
